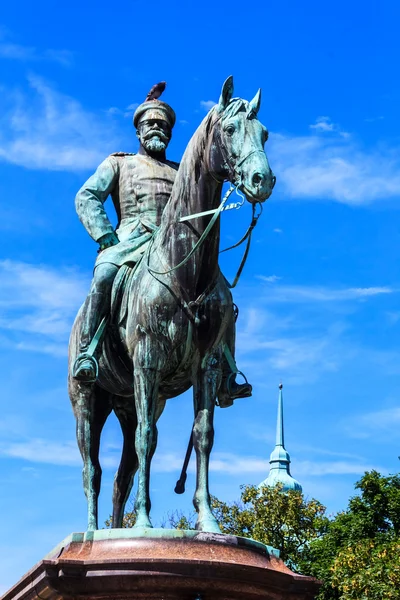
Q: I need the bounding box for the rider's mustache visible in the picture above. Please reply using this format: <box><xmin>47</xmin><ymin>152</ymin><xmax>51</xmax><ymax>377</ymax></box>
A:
<box><xmin>143</xmin><ymin>129</ymin><xmax>169</xmax><ymax>143</ymax></box>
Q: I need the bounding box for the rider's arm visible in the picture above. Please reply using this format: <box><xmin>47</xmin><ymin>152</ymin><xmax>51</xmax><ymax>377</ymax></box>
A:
<box><xmin>75</xmin><ymin>156</ymin><xmax>119</xmax><ymax>243</ymax></box>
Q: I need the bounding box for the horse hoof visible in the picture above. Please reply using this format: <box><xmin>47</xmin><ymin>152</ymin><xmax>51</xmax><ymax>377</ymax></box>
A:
<box><xmin>196</xmin><ymin>518</ymin><xmax>221</xmax><ymax>534</ymax></box>
<box><xmin>134</xmin><ymin>517</ymin><xmax>153</xmax><ymax>529</ymax></box>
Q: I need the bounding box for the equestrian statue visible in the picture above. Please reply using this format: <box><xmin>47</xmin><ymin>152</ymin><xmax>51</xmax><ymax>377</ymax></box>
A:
<box><xmin>68</xmin><ymin>76</ymin><xmax>276</xmax><ymax>532</ymax></box>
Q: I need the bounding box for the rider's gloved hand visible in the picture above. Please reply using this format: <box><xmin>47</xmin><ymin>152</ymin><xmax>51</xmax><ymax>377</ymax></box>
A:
<box><xmin>98</xmin><ymin>231</ymin><xmax>119</xmax><ymax>251</ymax></box>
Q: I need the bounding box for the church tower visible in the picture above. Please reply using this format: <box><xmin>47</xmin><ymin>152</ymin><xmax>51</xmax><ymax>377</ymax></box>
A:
<box><xmin>258</xmin><ymin>383</ymin><xmax>302</xmax><ymax>492</ymax></box>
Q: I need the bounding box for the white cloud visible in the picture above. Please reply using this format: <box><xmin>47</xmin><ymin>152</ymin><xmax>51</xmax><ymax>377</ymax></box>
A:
<box><xmin>0</xmin><ymin>435</ymin><xmax>382</xmax><ymax>482</ymax></box>
<box><xmin>235</xmin><ymin>307</ymin><xmax>344</xmax><ymax>382</ymax></box>
<box><xmin>241</xmin><ymin>334</ymin><xmax>340</xmax><ymax>375</ymax></box>
<box><xmin>310</xmin><ymin>116</ymin><xmax>349</xmax><ymax>138</ymax></box>
<box><xmin>107</xmin><ymin>102</ymin><xmax>140</xmax><ymax>118</ymax></box>
<box><xmin>0</xmin><ymin>30</ymin><xmax>72</xmax><ymax>65</ymax></box>
<box><xmin>362</xmin><ymin>406</ymin><xmax>400</xmax><ymax>428</ymax></box>
<box><xmin>386</xmin><ymin>311</ymin><xmax>400</xmax><ymax>325</ymax></box>
<box><xmin>126</xmin><ymin>102</ymin><xmax>139</xmax><ymax>111</ymax></box>
<box><xmin>260</xmin><ymin>275</ymin><xmax>281</xmax><ymax>283</ymax></box>
<box><xmin>0</xmin><ymin>260</ymin><xmax>88</xmax><ymax>311</ymax></box>
<box><xmin>15</xmin><ymin>341</ymin><xmax>69</xmax><ymax>357</ymax></box>
<box><xmin>107</xmin><ymin>106</ymin><xmax>121</xmax><ymax>116</ymax></box>
<box><xmin>310</xmin><ymin>116</ymin><xmax>336</xmax><ymax>133</ymax></box>
<box><xmin>200</xmin><ymin>100</ymin><xmax>217</xmax><ymax>111</ymax></box>
<box><xmin>344</xmin><ymin>406</ymin><xmax>400</xmax><ymax>440</ymax></box>
<box><xmin>270</xmin><ymin>131</ymin><xmax>400</xmax><ymax>204</ymax></box>
<box><xmin>0</xmin><ymin>438</ymin><xmax>81</xmax><ymax>466</ymax></box>
<box><xmin>365</xmin><ymin>116</ymin><xmax>384</xmax><ymax>123</ymax></box>
<box><xmin>0</xmin><ymin>438</ymin><xmax>189</xmax><ymax>471</ymax></box>
<box><xmin>161</xmin><ymin>450</ymin><xmax>382</xmax><ymax>478</ymax></box>
<box><xmin>293</xmin><ymin>459</ymin><xmax>381</xmax><ymax>476</ymax></box>
<box><xmin>0</xmin><ymin>260</ymin><xmax>89</xmax><ymax>353</ymax></box>
<box><xmin>273</xmin><ymin>228</ymin><xmax>283</xmax><ymax>234</ymax></box>
<box><xmin>0</xmin><ymin>436</ymin><xmax>123</xmax><ymax>469</ymax></box>
<box><xmin>1</xmin><ymin>77</ymin><xmax>399</xmax><ymax>209</ymax></box>
<box><xmin>234</xmin><ymin>278</ymin><xmax>395</xmax><ymax>385</ymax></box>
<box><xmin>0</xmin><ymin>75</ymin><xmax>126</xmax><ymax>171</ymax></box>
<box><xmin>256</xmin><ymin>282</ymin><xmax>394</xmax><ymax>303</ymax></box>
<box><xmin>0</xmin><ymin>42</ymin><xmax>72</xmax><ymax>66</ymax></box>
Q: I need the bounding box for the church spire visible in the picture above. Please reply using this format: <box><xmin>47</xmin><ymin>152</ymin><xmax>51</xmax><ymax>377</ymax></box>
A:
<box><xmin>258</xmin><ymin>383</ymin><xmax>302</xmax><ymax>492</ymax></box>
<box><xmin>276</xmin><ymin>382</ymin><xmax>285</xmax><ymax>447</ymax></box>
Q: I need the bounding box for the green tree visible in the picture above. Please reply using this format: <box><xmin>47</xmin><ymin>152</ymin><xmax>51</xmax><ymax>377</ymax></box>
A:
<box><xmin>107</xmin><ymin>470</ymin><xmax>400</xmax><ymax>599</ymax></box>
<box><xmin>299</xmin><ymin>470</ymin><xmax>400</xmax><ymax>600</ymax></box>
<box><xmin>209</xmin><ymin>484</ymin><xmax>328</xmax><ymax>568</ymax></box>
<box><xmin>331</xmin><ymin>536</ymin><xmax>400</xmax><ymax>599</ymax></box>
<box><xmin>110</xmin><ymin>484</ymin><xmax>328</xmax><ymax>570</ymax></box>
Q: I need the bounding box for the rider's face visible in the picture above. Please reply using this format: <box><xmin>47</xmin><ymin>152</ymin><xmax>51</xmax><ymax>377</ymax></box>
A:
<box><xmin>137</xmin><ymin>119</ymin><xmax>172</xmax><ymax>154</ymax></box>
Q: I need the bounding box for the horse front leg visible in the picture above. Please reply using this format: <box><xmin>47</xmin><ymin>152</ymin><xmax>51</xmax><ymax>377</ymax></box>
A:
<box><xmin>192</xmin><ymin>359</ymin><xmax>222</xmax><ymax>533</ymax></box>
<box><xmin>133</xmin><ymin>335</ymin><xmax>161</xmax><ymax>529</ymax></box>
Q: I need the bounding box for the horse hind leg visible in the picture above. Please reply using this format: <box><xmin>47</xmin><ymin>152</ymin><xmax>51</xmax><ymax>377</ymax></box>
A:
<box><xmin>112</xmin><ymin>396</ymin><xmax>138</xmax><ymax>528</ymax></box>
<box><xmin>69</xmin><ymin>379</ymin><xmax>112</xmax><ymax>530</ymax></box>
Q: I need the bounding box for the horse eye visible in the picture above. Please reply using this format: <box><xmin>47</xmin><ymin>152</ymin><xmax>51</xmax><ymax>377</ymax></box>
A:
<box><xmin>225</xmin><ymin>125</ymin><xmax>235</xmax><ymax>136</ymax></box>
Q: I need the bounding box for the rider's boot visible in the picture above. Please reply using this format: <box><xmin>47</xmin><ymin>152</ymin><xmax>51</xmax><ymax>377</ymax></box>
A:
<box><xmin>217</xmin><ymin>372</ymin><xmax>252</xmax><ymax>409</ymax></box>
<box><xmin>73</xmin><ymin>263</ymin><xmax>118</xmax><ymax>382</ymax></box>
<box><xmin>73</xmin><ymin>291</ymin><xmax>109</xmax><ymax>382</ymax></box>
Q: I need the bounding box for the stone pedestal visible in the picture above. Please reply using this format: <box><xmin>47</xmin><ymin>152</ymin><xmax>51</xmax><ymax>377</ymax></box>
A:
<box><xmin>1</xmin><ymin>529</ymin><xmax>320</xmax><ymax>600</ymax></box>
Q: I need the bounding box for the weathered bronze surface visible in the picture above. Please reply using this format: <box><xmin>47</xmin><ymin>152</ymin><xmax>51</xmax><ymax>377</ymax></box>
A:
<box><xmin>1</xmin><ymin>531</ymin><xmax>320</xmax><ymax>600</ymax></box>
<box><xmin>68</xmin><ymin>76</ymin><xmax>276</xmax><ymax>532</ymax></box>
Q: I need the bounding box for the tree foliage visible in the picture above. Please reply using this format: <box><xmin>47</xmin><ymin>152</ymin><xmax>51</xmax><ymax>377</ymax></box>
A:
<box><xmin>299</xmin><ymin>470</ymin><xmax>400</xmax><ymax>599</ymax></box>
<box><xmin>331</xmin><ymin>536</ymin><xmax>400</xmax><ymax>599</ymax></box>
<box><xmin>109</xmin><ymin>484</ymin><xmax>328</xmax><ymax>570</ymax></box>
<box><xmin>106</xmin><ymin>470</ymin><xmax>400</xmax><ymax>599</ymax></box>
<box><xmin>208</xmin><ymin>484</ymin><xmax>328</xmax><ymax>568</ymax></box>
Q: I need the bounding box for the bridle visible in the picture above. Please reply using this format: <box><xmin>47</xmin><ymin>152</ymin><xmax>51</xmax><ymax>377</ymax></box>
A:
<box><xmin>147</xmin><ymin>111</ymin><xmax>267</xmax><ymax>303</ymax></box>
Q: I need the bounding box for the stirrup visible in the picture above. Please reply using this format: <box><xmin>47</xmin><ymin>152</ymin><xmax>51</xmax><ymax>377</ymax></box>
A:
<box><xmin>226</xmin><ymin>370</ymin><xmax>249</xmax><ymax>396</ymax></box>
<box><xmin>72</xmin><ymin>353</ymin><xmax>99</xmax><ymax>383</ymax></box>
<box><xmin>216</xmin><ymin>370</ymin><xmax>252</xmax><ymax>409</ymax></box>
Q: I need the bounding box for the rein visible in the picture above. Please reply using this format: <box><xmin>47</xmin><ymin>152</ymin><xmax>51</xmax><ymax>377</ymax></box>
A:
<box><xmin>221</xmin><ymin>200</ymin><xmax>263</xmax><ymax>289</ymax></box>
<box><xmin>147</xmin><ymin>184</ymin><xmax>262</xmax><ymax>289</ymax></box>
<box><xmin>146</xmin><ymin>116</ymin><xmax>266</xmax><ymax>320</ymax></box>
<box><xmin>147</xmin><ymin>185</ymin><xmax>235</xmax><ymax>277</ymax></box>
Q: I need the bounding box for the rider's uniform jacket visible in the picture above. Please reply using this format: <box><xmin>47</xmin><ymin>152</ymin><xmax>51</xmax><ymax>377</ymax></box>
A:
<box><xmin>75</xmin><ymin>152</ymin><xmax>179</xmax><ymax>267</ymax></box>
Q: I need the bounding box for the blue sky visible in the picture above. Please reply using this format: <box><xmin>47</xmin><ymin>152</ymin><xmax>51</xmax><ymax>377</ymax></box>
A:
<box><xmin>1</xmin><ymin>0</ymin><xmax>400</xmax><ymax>591</ymax></box>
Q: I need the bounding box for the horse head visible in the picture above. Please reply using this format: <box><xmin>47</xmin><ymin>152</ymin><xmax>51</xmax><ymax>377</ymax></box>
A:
<box><xmin>208</xmin><ymin>76</ymin><xmax>276</xmax><ymax>203</ymax></box>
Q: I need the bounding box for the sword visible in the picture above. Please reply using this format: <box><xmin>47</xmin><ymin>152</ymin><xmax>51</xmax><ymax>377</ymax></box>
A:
<box><xmin>174</xmin><ymin>425</ymin><xmax>194</xmax><ymax>494</ymax></box>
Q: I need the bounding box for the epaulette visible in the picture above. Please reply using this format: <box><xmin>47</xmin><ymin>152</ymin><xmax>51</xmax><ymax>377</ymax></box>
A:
<box><xmin>110</xmin><ymin>152</ymin><xmax>136</xmax><ymax>157</ymax></box>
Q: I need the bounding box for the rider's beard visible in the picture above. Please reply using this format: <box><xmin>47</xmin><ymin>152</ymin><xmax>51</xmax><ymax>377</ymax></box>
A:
<box><xmin>141</xmin><ymin>128</ymin><xmax>170</xmax><ymax>154</ymax></box>
<box><xmin>143</xmin><ymin>136</ymin><xmax>168</xmax><ymax>153</ymax></box>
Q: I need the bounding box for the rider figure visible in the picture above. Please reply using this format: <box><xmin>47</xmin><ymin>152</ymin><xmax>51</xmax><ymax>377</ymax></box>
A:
<box><xmin>73</xmin><ymin>91</ymin><xmax>251</xmax><ymax>406</ymax></box>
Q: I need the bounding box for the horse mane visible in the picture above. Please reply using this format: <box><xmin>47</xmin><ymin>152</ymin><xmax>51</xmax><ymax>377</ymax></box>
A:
<box><xmin>222</xmin><ymin>97</ymin><xmax>249</xmax><ymax>119</ymax></box>
<box><xmin>159</xmin><ymin>97</ymin><xmax>250</xmax><ymax>230</ymax></box>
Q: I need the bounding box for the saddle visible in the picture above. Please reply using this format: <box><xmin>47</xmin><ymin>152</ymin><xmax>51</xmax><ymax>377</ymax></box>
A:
<box><xmin>110</xmin><ymin>257</ymin><xmax>144</xmax><ymax>326</ymax></box>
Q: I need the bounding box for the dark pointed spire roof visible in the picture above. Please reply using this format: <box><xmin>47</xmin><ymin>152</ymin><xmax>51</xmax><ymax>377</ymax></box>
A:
<box><xmin>258</xmin><ymin>384</ymin><xmax>302</xmax><ymax>492</ymax></box>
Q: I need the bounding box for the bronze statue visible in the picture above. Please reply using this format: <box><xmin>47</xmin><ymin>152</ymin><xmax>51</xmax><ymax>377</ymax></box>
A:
<box><xmin>72</xmin><ymin>95</ymin><xmax>178</xmax><ymax>382</ymax></box>
<box><xmin>68</xmin><ymin>76</ymin><xmax>275</xmax><ymax>531</ymax></box>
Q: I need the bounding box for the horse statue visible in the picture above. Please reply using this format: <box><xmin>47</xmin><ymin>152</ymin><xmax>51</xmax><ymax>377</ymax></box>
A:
<box><xmin>68</xmin><ymin>76</ymin><xmax>275</xmax><ymax>532</ymax></box>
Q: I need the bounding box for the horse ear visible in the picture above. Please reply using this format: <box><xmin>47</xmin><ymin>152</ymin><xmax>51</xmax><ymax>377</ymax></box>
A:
<box><xmin>248</xmin><ymin>88</ymin><xmax>262</xmax><ymax>118</ymax></box>
<box><xmin>218</xmin><ymin>76</ymin><xmax>234</xmax><ymax>111</ymax></box>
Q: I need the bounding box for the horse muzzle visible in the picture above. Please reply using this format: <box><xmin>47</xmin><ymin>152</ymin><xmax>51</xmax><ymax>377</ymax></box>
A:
<box><xmin>234</xmin><ymin>148</ymin><xmax>276</xmax><ymax>203</ymax></box>
<box><xmin>240</xmin><ymin>170</ymin><xmax>276</xmax><ymax>203</ymax></box>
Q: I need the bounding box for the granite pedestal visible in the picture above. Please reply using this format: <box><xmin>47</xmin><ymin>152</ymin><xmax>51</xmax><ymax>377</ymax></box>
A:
<box><xmin>1</xmin><ymin>529</ymin><xmax>321</xmax><ymax>600</ymax></box>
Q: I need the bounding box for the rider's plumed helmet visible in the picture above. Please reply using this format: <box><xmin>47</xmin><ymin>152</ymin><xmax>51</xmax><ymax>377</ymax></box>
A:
<box><xmin>133</xmin><ymin>100</ymin><xmax>176</xmax><ymax>129</ymax></box>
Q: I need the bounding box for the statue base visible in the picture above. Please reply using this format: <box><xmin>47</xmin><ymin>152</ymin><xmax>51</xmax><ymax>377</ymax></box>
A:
<box><xmin>1</xmin><ymin>529</ymin><xmax>321</xmax><ymax>600</ymax></box>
